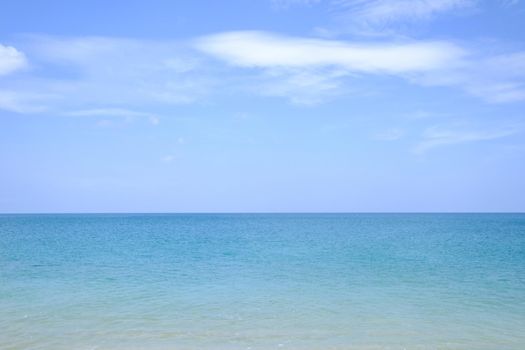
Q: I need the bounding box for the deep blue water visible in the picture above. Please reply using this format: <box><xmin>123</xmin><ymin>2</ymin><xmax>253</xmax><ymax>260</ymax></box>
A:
<box><xmin>1</xmin><ymin>214</ymin><xmax>524</xmax><ymax>349</ymax></box>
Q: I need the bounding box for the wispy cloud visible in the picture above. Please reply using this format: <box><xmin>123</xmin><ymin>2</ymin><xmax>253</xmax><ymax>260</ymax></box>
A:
<box><xmin>0</xmin><ymin>36</ymin><xmax>212</xmax><ymax>114</ymax></box>
<box><xmin>1</xmin><ymin>31</ymin><xmax>524</xmax><ymax>113</ymax></box>
<box><xmin>0</xmin><ymin>90</ymin><xmax>56</xmax><ymax>113</ymax></box>
<box><xmin>0</xmin><ymin>44</ymin><xmax>27</xmax><ymax>76</ymax></box>
<box><xmin>334</xmin><ymin>0</ymin><xmax>475</xmax><ymax>26</ymax></box>
<box><xmin>413</xmin><ymin>50</ymin><xmax>525</xmax><ymax>103</ymax></box>
<box><xmin>66</xmin><ymin>107</ymin><xmax>162</xmax><ymax>125</ymax></box>
<box><xmin>196</xmin><ymin>31</ymin><xmax>464</xmax><ymax>73</ymax></box>
<box><xmin>499</xmin><ymin>0</ymin><xmax>520</xmax><ymax>7</ymax></box>
<box><xmin>413</xmin><ymin>123</ymin><xmax>522</xmax><ymax>154</ymax></box>
<box><xmin>196</xmin><ymin>30</ymin><xmax>465</xmax><ymax>104</ymax></box>
<box><xmin>66</xmin><ymin>107</ymin><xmax>155</xmax><ymax>118</ymax></box>
<box><xmin>255</xmin><ymin>67</ymin><xmax>350</xmax><ymax>105</ymax></box>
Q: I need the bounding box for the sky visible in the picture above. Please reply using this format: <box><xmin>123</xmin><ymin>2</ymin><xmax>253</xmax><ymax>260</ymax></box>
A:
<box><xmin>0</xmin><ymin>0</ymin><xmax>524</xmax><ymax>213</ymax></box>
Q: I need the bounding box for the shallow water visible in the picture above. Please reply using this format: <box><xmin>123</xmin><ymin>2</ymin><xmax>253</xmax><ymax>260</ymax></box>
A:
<box><xmin>1</xmin><ymin>213</ymin><xmax>524</xmax><ymax>349</ymax></box>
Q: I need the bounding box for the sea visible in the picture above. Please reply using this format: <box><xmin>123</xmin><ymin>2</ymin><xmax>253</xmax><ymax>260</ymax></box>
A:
<box><xmin>1</xmin><ymin>213</ymin><xmax>524</xmax><ymax>350</ymax></box>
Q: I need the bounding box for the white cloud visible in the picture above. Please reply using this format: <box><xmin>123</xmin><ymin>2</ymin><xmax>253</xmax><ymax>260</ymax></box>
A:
<box><xmin>465</xmin><ymin>52</ymin><xmax>525</xmax><ymax>102</ymax></box>
<box><xmin>335</xmin><ymin>0</ymin><xmax>475</xmax><ymax>26</ymax></box>
<box><xmin>196</xmin><ymin>30</ymin><xmax>467</xmax><ymax>104</ymax></box>
<box><xmin>1</xmin><ymin>32</ymin><xmax>524</xmax><ymax>114</ymax></box>
<box><xmin>66</xmin><ymin>107</ymin><xmax>163</xmax><ymax>125</ymax></box>
<box><xmin>0</xmin><ymin>36</ymin><xmax>212</xmax><ymax>114</ymax></box>
<box><xmin>413</xmin><ymin>50</ymin><xmax>525</xmax><ymax>103</ymax></box>
<box><xmin>66</xmin><ymin>108</ymin><xmax>154</xmax><ymax>118</ymax></box>
<box><xmin>0</xmin><ymin>90</ymin><xmax>53</xmax><ymax>113</ymax></box>
<box><xmin>196</xmin><ymin>31</ymin><xmax>525</xmax><ymax>105</ymax></box>
<box><xmin>256</xmin><ymin>67</ymin><xmax>350</xmax><ymax>105</ymax></box>
<box><xmin>413</xmin><ymin>124</ymin><xmax>521</xmax><ymax>154</ymax></box>
<box><xmin>196</xmin><ymin>31</ymin><xmax>464</xmax><ymax>73</ymax></box>
<box><xmin>499</xmin><ymin>0</ymin><xmax>519</xmax><ymax>7</ymax></box>
<box><xmin>467</xmin><ymin>83</ymin><xmax>525</xmax><ymax>103</ymax></box>
<box><xmin>0</xmin><ymin>44</ymin><xmax>27</xmax><ymax>76</ymax></box>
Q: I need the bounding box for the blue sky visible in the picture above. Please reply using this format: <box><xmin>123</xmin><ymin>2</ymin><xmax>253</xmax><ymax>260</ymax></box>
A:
<box><xmin>1</xmin><ymin>0</ymin><xmax>524</xmax><ymax>212</ymax></box>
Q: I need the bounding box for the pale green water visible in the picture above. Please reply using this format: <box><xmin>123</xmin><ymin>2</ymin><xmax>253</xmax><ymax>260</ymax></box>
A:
<box><xmin>1</xmin><ymin>213</ymin><xmax>524</xmax><ymax>349</ymax></box>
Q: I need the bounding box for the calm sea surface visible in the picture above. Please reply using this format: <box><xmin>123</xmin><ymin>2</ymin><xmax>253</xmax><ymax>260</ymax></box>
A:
<box><xmin>1</xmin><ymin>214</ymin><xmax>524</xmax><ymax>350</ymax></box>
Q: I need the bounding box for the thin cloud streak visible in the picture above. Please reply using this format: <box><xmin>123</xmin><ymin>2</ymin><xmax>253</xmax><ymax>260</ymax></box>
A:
<box><xmin>197</xmin><ymin>30</ymin><xmax>525</xmax><ymax>104</ymax></box>
<box><xmin>66</xmin><ymin>108</ymin><xmax>156</xmax><ymax>118</ymax></box>
<box><xmin>196</xmin><ymin>31</ymin><xmax>465</xmax><ymax>73</ymax></box>
<box><xmin>334</xmin><ymin>0</ymin><xmax>475</xmax><ymax>25</ymax></box>
<box><xmin>412</xmin><ymin>50</ymin><xmax>525</xmax><ymax>103</ymax></box>
<box><xmin>413</xmin><ymin>124</ymin><xmax>522</xmax><ymax>154</ymax></box>
<box><xmin>66</xmin><ymin>108</ymin><xmax>162</xmax><ymax>125</ymax></box>
<box><xmin>0</xmin><ymin>36</ymin><xmax>213</xmax><ymax>114</ymax></box>
<box><xmin>1</xmin><ymin>31</ymin><xmax>524</xmax><ymax>114</ymax></box>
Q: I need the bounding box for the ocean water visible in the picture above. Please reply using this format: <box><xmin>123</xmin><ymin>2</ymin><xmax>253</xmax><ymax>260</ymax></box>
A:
<box><xmin>1</xmin><ymin>214</ymin><xmax>524</xmax><ymax>350</ymax></box>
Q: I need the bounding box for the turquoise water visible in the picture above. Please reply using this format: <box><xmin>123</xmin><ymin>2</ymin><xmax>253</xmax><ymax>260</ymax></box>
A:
<box><xmin>1</xmin><ymin>214</ymin><xmax>524</xmax><ymax>350</ymax></box>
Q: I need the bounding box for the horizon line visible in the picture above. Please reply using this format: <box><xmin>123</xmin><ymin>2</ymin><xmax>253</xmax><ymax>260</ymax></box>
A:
<box><xmin>1</xmin><ymin>212</ymin><xmax>524</xmax><ymax>215</ymax></box>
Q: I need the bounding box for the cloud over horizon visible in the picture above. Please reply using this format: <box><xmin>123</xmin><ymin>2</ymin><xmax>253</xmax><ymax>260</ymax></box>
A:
<box><xmin>1</xmin><ymin>0</ymin><xmax>525</xmax><ymax>212</ymax></box>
